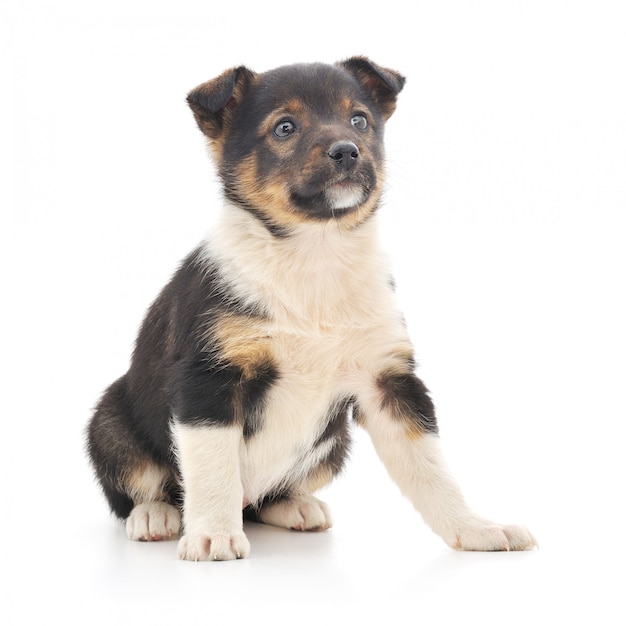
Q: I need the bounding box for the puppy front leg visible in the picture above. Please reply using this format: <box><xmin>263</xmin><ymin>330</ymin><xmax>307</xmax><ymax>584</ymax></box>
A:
<box><xmin>358</xmin><ymin>370</ymin><xmax>536</xmax><ymax>551</ymax></box>
<box><xmin>173</xmin><ymin>423</ymin><xmax>250</xmax><ymax>561</ymax></box>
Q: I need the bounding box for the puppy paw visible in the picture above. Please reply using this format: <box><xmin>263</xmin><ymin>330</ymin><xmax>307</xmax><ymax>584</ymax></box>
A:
<box><xmin>177</xmin><ymin>531</ymin><xmax>251</xmax><ymax>561</ymax></box>
<box><xmin>257</xmin><ymin>494</ymin><xmax>332</xmax><ymax>531</ymax></box>
<box><xmin>126</xmin><ymin>502</ymin><xmax>181</xmax><ymax>541</ymax></box>
<box><xmin>450</xmin><ymin>521</ymin><xmax>537</xmax><ymax>552</ymax></box>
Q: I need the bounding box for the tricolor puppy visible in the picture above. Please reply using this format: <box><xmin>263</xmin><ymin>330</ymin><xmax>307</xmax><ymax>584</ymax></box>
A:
<box><xmin>87</xmin><ymin>57</ymin><xmax>536</xmax><ymax>561</ymax></box>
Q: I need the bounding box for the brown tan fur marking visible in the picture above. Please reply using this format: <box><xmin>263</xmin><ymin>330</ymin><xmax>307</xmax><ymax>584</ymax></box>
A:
<box><xmin>301</xmin><ymin>465</ymin><xmax>336</xmax><ymax>493</ymax></box>
<box><xmin>234</xmin><ymin>154</ymin><xmax>313</xmax><ymax>228</ymax></box>
<box><xmin>125</xmin><ymin>462</ymin><xmax>171</xmax><ymax>503</ymax></box>
<box><xmin>257</xmin><ymin>99</ymin><xmax>306</xmax><ymax>139</ymax></box>
<box><xmin>210</xmin><ymin>313</ymin><xmax>274</xmax><ymax>379</ymax></box>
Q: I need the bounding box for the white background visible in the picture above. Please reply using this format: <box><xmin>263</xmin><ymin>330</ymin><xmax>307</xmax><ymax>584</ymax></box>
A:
<box><xmin>2</xmin><ymin>0</ymin><xmax>625</xmax><ymax>624</ymax></box>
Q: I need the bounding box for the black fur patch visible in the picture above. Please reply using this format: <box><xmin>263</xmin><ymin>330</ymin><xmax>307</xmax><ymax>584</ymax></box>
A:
<box><xmin>376</xmin><ymin>371</ymin><xmax>439</xmax><ymax>435</ymax></box>
<box><xmin>311</xmin><ymin>398</ymin><xmax>353</xmax><ymax>474</ymax></box>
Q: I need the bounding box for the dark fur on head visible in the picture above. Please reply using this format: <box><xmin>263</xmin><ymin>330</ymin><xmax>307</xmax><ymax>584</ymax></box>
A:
<box><xmin>186</xmin><ymin>57</ymin><xmax>405</xmax><ymax>234</ymax></box>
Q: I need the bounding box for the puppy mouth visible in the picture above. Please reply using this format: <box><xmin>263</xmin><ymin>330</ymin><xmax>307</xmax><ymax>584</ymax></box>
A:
<box><xmin>324</xmin><ymin>179</ymin><xmax>366</xmax><ymax>210</ymax></box>
<box><xmin>290</xmin><ymin>175</ymin><xmax>372</xmax><ymax>219</ymax></box>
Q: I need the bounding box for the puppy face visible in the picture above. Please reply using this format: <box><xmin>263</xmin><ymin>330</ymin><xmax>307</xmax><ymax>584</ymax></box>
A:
<box><xmin>187</xmin><ymin>57</ymin><xmax>405</xmax><ymax>233</ymax></box>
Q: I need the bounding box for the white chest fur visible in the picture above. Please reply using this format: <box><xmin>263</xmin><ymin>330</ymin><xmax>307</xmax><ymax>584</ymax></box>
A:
<box><xmin>202</xmin><ymin>204</ymin><xmax>411</xmax><ymax>504</ymax></box>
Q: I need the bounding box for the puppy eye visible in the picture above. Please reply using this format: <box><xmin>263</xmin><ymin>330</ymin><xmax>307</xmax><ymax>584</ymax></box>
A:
<box><xmin>351</xmin><ymin>114</ymin><xmax>368</xmax><ymax>130</ymax></box>
<box><xmin>274</xmin><ymin>120</ymin><xmax>296</xmax><ymax>138</ymax></box>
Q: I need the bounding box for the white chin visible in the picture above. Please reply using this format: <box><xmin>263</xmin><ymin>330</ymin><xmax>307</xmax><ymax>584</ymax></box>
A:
<box><xmin>325</xmin><ymin>185</ymin><xmax>365</xmax><ymax>210</ymax></box>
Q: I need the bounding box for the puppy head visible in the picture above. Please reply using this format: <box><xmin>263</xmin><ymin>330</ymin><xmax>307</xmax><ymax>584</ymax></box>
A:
<box><xmin>187</xmin><ymin>57</ymin><xmax>405</xmax><ymax>233</ymax></box>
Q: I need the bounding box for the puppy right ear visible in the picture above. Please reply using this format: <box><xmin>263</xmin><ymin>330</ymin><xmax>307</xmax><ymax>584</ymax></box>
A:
<box><xmin>187</xmin><ymin>66</ymin><xmax>255</xmax><ymax>140</ymax></box>
<box><xmin>339</xmin><ymin>57</ymin><xmax>405</xmax><ymax>121</ymax></box>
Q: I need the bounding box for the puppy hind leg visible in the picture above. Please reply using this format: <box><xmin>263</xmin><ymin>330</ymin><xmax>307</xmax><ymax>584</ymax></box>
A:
<box><xmin>87</xmin><ymin>377</ymin><xmax>139</xmax><ymax>519</ymax></box>
<box><xmin>87</xmin><ymin>377</ymin><xmax>180</xmax><ymax>541</ymax></box>
<box><xmin>124</xmin><ymin>464</ymin><xmax>181</xmax><ymax>541</ymax></box>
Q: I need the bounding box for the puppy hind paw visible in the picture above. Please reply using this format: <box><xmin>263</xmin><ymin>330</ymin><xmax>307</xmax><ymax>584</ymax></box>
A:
<box><xmin>257</xmin><ymin>494</ymin><xmax>332</xmax><ymax>531</ymax></box>
<box><xmin>177</xmin><ymin>531</ymin><xmax>251</xmax><ymax>561</ymax></box>
<box><xmin>126</xmin><ymin>502</ymin><xmax>181</xmax><ymax>542</ymax></box>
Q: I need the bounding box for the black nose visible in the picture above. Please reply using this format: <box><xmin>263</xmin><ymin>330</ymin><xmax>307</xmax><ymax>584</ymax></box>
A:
<box><xmin>328</xmin><ymin>141</ymin><xmax>359</xmax><ymax>171</ymax></box>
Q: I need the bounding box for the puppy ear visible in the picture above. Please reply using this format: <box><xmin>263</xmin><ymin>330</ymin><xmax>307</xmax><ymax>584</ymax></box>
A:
<box><xmin>338</xmin><ymin>56</ymin><xmax>406</xmax><ymax>120</ymax></box>
<box><xmin>187</xmin><ymin>66</ymin><xmax>255</xmax><ymax>139</ymax></box>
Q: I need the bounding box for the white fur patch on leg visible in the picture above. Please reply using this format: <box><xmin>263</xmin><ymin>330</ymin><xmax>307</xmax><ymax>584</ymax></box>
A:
<box><xmin>126</xmin><ymin>502</ymin><xmax>181</xmax><ymax>542</ymax></box>
<box><xmin>172</xmin><ymin>422</ymin><xmax>250</xmax><ymax>561</ymax></box>
<box><xmin>257</xmin><ymin>494</ymin><xmax>332</xmax><ymax>531</ymax></box>
<box><xmin>361</xmin><ymin>411</ymin><xmax>537</xmax><ymax>552</ymax></box>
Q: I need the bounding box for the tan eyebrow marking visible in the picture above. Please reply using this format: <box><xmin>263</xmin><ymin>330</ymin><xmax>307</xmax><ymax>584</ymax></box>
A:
<box><xmin>258</xmin><ymin>98</ymin><xmax>307</xmax><ymax>137</ymax></box>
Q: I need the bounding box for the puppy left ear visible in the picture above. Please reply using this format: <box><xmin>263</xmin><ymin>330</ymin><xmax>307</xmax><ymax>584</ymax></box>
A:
<box><xmin>187</xmin><ymin>65</ymin><xmax>256</xmax><ymax>140</ymax></box>
<box><xmin>338</xmin><ymin>56</ymin><xmax>406</xmax><ymax>120</ymax></box>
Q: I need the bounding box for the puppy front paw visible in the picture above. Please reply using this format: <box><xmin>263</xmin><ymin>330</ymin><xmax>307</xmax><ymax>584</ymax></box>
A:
<box><xmin>177</xmin><ymin>531</ymin><xmax>251</xmax><ymax>561</ymax></box>
<box><xmin>450</xmin><ymin>521</ymin><xmax>537</xmax><ymax>552</ymax></box>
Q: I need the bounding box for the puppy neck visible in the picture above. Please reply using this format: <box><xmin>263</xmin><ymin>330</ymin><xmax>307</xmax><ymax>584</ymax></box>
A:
<box><xmin>201</xmin><ymin>201</ymin><xmax>393</xmax><ymax>327</ymax></box>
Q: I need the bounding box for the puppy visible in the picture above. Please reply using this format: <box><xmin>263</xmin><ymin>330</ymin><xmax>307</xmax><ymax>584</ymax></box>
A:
<box><xmin>87</xmin><ymin>57</ymin><xmax>536</xmax><ymax>561</ymax></box>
